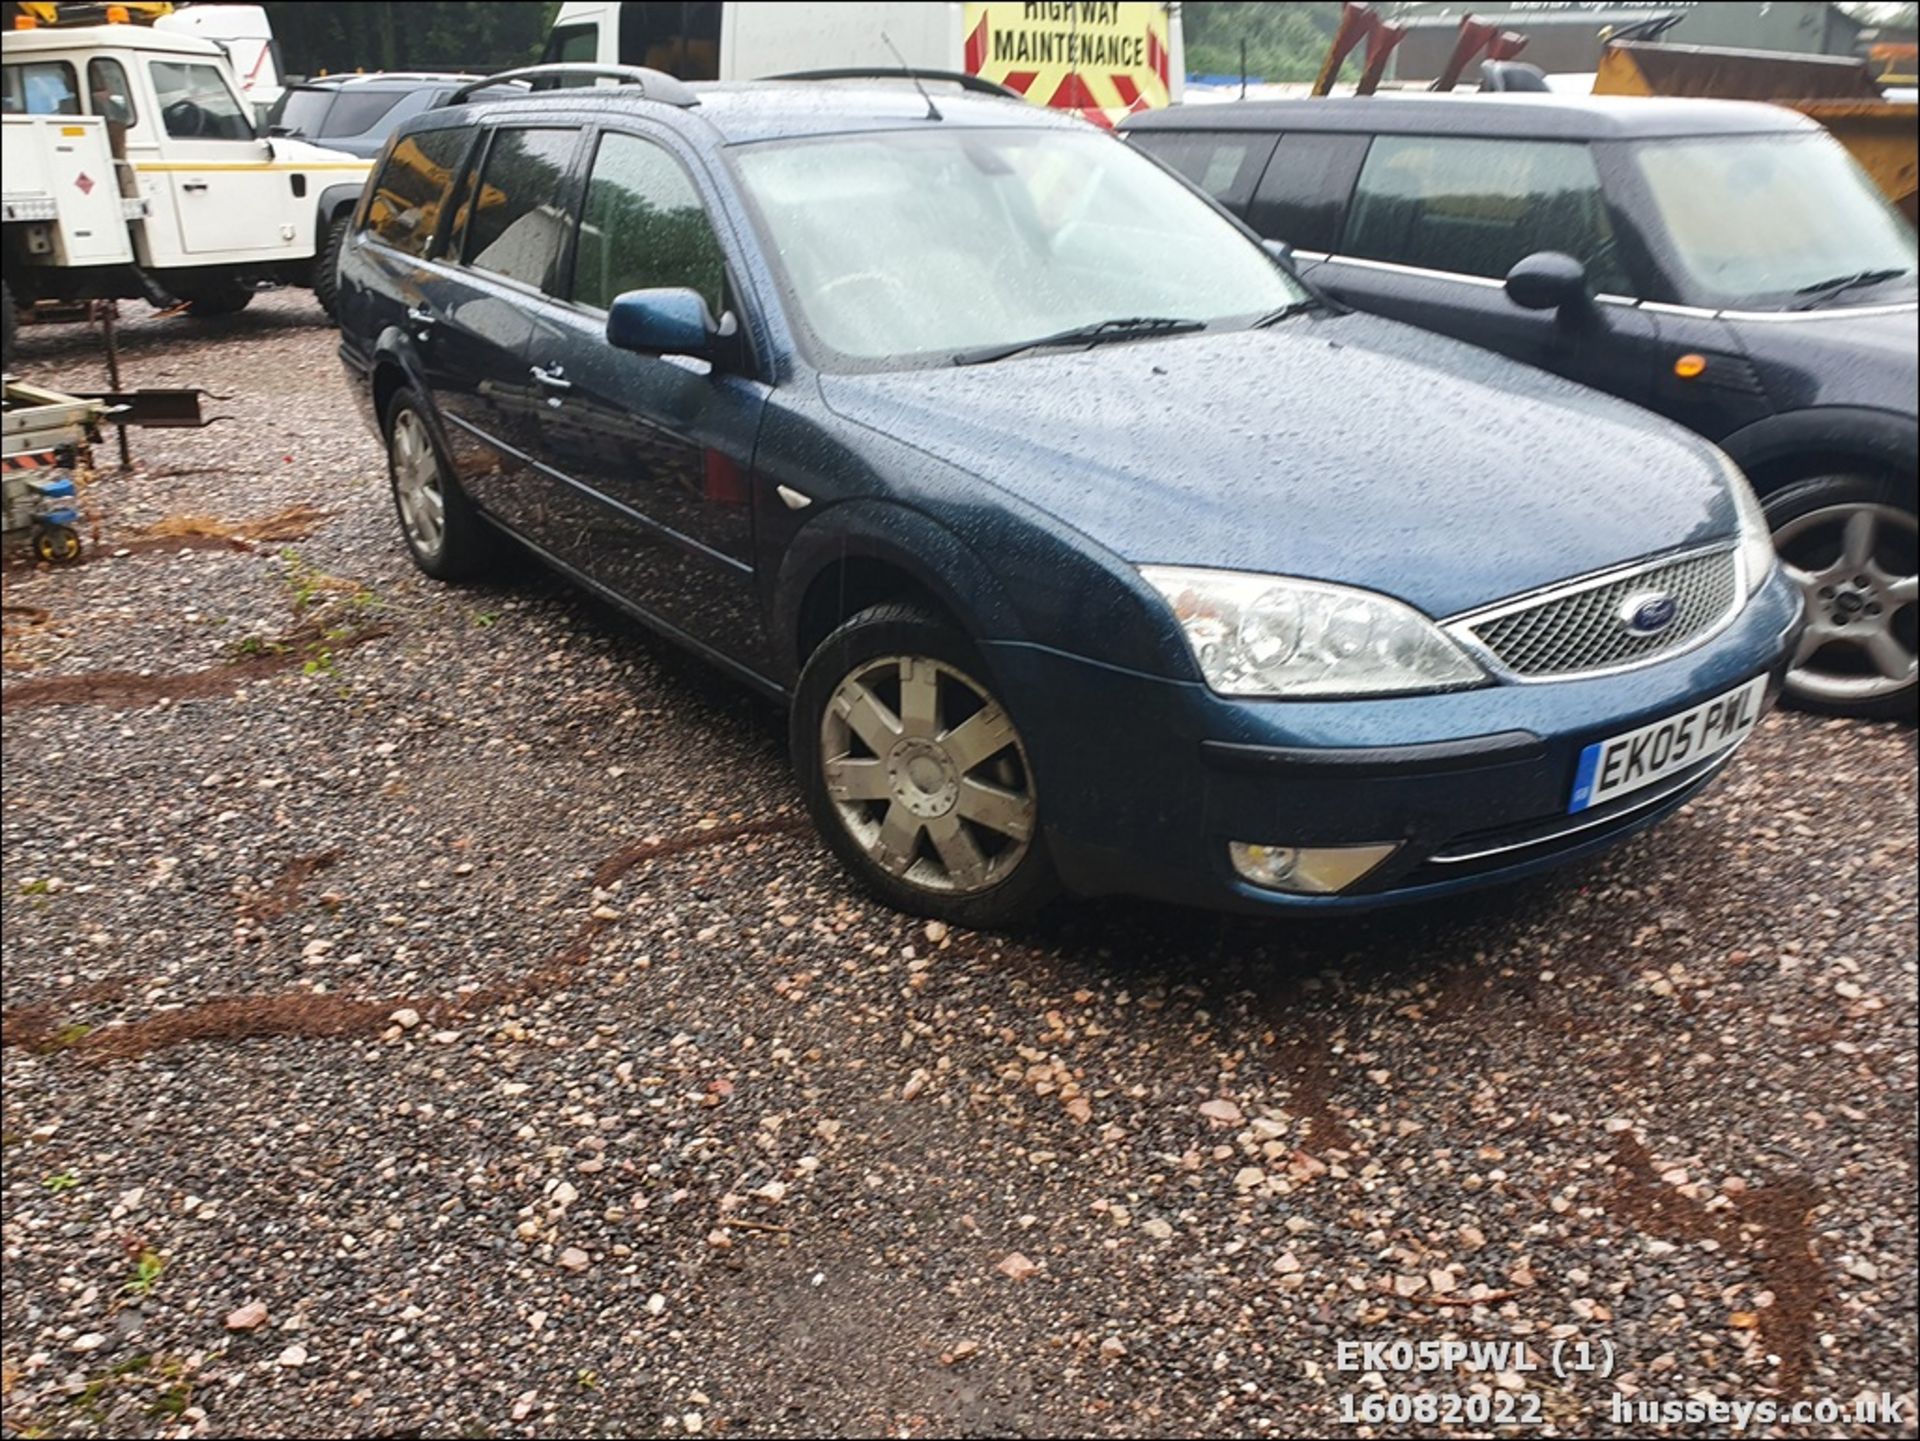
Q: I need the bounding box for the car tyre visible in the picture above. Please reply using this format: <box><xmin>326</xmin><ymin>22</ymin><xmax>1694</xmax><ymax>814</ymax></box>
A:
<box><xmin>1765</xmin><ymin>472</ymin><xmax>1917</xmax><ymax>721</ymax></box>
<box><xmin>178</xmin><ymin>281</ymin><xmax>254</xmax><ymax>318</ymax></box>
<box><xmin>793</xmin><ymin>604</ymin><xmax>1059</xmax><ymax>928</ymax></box>
<box><xmin>313</xmin><ymin>213</ymin><xmax>350</xmax><ymax>319</ymax></box>
<box><xmin>384</xmin><ymin>387</ymin><xmax>499</xmax><ymax>581</ymax></box>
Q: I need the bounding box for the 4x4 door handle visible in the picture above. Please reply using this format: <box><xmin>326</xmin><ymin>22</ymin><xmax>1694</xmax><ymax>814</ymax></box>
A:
<box><xmin>529</xmin><ymin>364</ymin><xmax>572</xmax><ymax>392</ymax></box>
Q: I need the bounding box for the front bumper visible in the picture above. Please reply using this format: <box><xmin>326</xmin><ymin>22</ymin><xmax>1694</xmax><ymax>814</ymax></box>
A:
<box><xmin>986</xmin><ymin>568</ymin><xmax>1804</xmax><ymax>914</ymax></box>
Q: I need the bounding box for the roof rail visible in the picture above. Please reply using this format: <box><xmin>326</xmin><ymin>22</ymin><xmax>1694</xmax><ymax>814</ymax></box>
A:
<box><xmin>443</xmin><ymin>64</ymin><xmax>700</xmax><ymax>108</ymax></box>
<box><xmin>767</xmin><ymin>67</ymin><xmax>1020</xmax><ymax>100</ymax></box>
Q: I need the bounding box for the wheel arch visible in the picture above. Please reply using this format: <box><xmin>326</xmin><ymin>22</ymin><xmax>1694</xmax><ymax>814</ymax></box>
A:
<box><xmin>1720</xmin><ymin>406</ymin><xmax>1919</xmax><ymax>502</ymax></box>
<box><xmin>774</xmin><ymin>501</ymin><xmax>1031</xmax><ymax>687</ymax></box>
<box><xmin>314</xmin><ymin>183</ymin><xmax>364</xmax><ymax>250</ymax></box>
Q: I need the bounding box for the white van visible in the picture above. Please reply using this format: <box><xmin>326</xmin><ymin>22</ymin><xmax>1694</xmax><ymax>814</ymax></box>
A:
<box><xmin>153</xmin><ymin>2</ymin><xmax>284</xmax><ymax>120</ymax></box>
<box><xmin>543</xmin><ymin>1</ymin><xmax>1184</xmax><ymax>123</ymax></box>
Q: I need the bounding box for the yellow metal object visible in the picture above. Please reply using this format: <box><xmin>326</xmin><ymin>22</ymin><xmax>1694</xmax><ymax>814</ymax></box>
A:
<box><xmin>14</xmin><ymin>1</ymin><xmax>173</xmax><ymax>25</ymax></box>
<box><xmin>1595</xmin><ymin>40</ymin><xmax>1919</xmax><ymax>223</ymax></box>
<box><xmin>1673</xmin><ymin>353</ymin><xmax>1707</xmax><ymax>379</ymax></box>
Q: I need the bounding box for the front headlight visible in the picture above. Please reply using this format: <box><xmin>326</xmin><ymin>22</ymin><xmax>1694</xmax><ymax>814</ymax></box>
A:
<box><xmin>1140</xmin><ymin>566</ymin><xmax>1489</xmax><ymax>698</ymax></box>
<box><xmin>1720</xmin><ymin>452</ymin><xmax>1776</xmax><ymax>596</ymax></box>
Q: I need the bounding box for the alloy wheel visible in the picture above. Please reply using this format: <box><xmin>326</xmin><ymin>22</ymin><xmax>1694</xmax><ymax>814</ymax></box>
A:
<box><xmin>819</xmin><ymin>655</ymin><xmax>1037</xmax><ymax>895</ymax></box>
<box><xmin>1775</xmin><ymin>501</ymin><xmax>1919</xmax><ymax>707</ymax></box>
<box><xmin>391</xmin><ymin>408</ymin><xmax>446</xmax><ymax>557</ymax></box>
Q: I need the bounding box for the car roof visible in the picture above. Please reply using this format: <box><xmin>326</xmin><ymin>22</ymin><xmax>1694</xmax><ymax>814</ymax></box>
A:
<box><xmin>442</xmin><ymin>80</ymin><xmax>1083</xmax><ymax>145</ymax></box>
<box><xmin>2</xmin><ymin>23</ymin><xmax>225</xmax><ymax>59</ymax></box>
<box><xmin>295</xmin><ymin>71</ymin><xmax>483</xmax><ymax>92</ymax></box>
<box><xmin>1121</xmin><ymin>92</ymin><xmax>1820</xmax><ymax>141</ymax></box>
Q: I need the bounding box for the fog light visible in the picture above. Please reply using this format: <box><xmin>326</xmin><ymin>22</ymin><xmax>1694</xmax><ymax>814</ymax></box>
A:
<box><xmin>1229</xmin><ymin>840</ymin><xmax>1400</xmax><ymax>895</ymax></box>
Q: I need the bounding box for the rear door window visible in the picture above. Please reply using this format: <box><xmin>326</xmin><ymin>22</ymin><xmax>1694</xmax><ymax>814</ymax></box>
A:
<box><xmin>462</xmin><ymin>127</ymin><xmax>582</xmax><ymax>292</ymax></box>
<box><xmin>1245</xmin><ymin>133</ymin><xmax>1368</xmax><ymax>252</ymax></box>
<box><xmin>1342</xmin><ymin>135</ymin><xmax>1629</xmax><ymax>292</ymax></box>
<box><xmin>1130</xmin><ymin>131</ymin><xmax>1275</xmax><ymax>212</ymax></box>
<box><xmin>570</xmin><ymin>130</ymin><xmax>727</xmax><ymax>315</ymax></box>
<box><xmin>363</xmin><ymin>124</ymin><xmax>472</xmax><ymax>258</ymax></box>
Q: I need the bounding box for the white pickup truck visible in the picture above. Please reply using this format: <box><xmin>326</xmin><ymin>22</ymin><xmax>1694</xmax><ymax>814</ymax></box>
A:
<box><xmin>2</xmin><ymin>20</ymin><xmax>369</xmax><ymax>358</ymax></box>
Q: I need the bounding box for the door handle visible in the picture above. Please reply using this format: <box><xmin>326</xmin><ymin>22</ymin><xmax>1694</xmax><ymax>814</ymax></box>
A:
<box><xmin>405</xmin><ymin>306</ymin><xmax>435</xmax><ymax>326</ymax></box>
<box><xmin>181</xmin><ymin>180</ymin><xmax>209</xmax><ymax>192</ymax></box>
<box><xmin>529</xmin><ymin>364</ymin><xmax>572</xmax><ymax>392</ymax></box>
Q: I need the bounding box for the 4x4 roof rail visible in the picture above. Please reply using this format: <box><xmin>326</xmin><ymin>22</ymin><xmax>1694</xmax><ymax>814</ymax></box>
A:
<box><xmin>768</xmin><ymin>67</ymin><xmax>1019</xmax><ymax>100</ymax></box>
<box><xmin>443</xmin><ymin>64</ymin><xmax>700</xmax><ymax>108</ymax></box>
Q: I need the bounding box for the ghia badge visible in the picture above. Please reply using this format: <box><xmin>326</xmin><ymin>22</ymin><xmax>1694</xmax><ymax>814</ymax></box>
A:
<box><xmin>1620</xmin><ymin>592</ymin><xmax>1679</xmax><ymax>637</ymax></box>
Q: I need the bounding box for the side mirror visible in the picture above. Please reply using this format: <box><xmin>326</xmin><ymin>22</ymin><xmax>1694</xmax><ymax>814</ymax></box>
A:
<box><xmin>1505</xmin><ymin>251</ymin><xmax>1590</xmax><ymax>313</ymax></box>
<box><xmin>606</xmin><ymin>287</ymin><xmax>719</xmax><ymax>359</ymax></box>
<box><xmin>1262</xmin><ymin>238</ymin><xmax>1295</xmax><ymax>268</ymax></box>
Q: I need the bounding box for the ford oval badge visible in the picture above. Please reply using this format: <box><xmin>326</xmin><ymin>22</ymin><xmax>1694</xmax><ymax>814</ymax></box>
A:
<box><xmin>1621</xmin><ymin>592</ymin><xmax>1679</xmax><ymax>637</ymax></box>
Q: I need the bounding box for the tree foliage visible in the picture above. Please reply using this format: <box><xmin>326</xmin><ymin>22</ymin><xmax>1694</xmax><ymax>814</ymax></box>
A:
<box><xmin>1181</xmin><ymin>1</ymin><xmax>1349</xmax><ymax>83</ymax></box>
<box><xmin>261</xmin><ymin>1</ymin><xmax>561</xmax><ymax>79</ymax></box>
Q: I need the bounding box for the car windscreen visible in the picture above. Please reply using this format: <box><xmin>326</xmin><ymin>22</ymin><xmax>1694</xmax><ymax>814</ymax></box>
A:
<box><xmin>1630</xmin><ymin>130</ymin><xmax>1917</xmax><ymax>310</ymax></box>
<box><xmin>729</xmin><ymin>127</ymin><xmax>1306</xmax><ymax>368</ymax></box>
<box><xmin>270</xmin><ymin>84</ymin><xmax>335</xmax><ymax>137</ymax></box>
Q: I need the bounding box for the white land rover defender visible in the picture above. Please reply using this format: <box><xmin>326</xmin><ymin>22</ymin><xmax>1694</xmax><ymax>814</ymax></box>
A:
<box><xmin>2</xmin><ymin>20</ymin><xmax>369</xmax><ymax>359</ymax></box>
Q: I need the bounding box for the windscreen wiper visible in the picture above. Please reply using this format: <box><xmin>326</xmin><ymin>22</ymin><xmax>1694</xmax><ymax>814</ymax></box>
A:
<box><xmin>1251</xmin><ymin>298</ymin><xmax>1323</xmax><ymax>328</ymax></box>
<box><xmin>1789</xmin><ymin>267</ymin><xmax>1911</xmax><ymax>310</ymax></box>
<box><xmin>952</xmin><ymin>316</ymin><xmax>1205</xmax><ymax>366</ymax></box>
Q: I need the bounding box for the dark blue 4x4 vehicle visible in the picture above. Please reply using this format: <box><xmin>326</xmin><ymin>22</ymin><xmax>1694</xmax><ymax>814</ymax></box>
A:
<box><xmin>337</xmin><ymin>66</ymin><xmax>1802</xmax><ymax>927</ymax></box>
<box><xmin>1125</xmin><ymin>95</ymin><xmax>1919</xmax><ymax>720</ymax></box>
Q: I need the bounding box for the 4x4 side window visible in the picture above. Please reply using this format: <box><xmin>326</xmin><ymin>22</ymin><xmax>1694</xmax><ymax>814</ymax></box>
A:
<box><xmin>1343</xmin><ymin>135</ymin><xmax>1630</xmax><ymax>293</ymax></box>
<box><xmin>4</xmin><ymin>60</ymin><xmax>80</xmax><ymax>115</ymax></box>
<box><xmin>463</xmin><ymin>127</ymin><xmax>582</xmax><ymax>292</ymax></box>
<box><xmin>363</xmin><ymin>125</ymin><xmax>472</xmax><ymax>259</ymax></box>
<box><xmin>570</xmin><ymin>130</ymin><xmax>727</xmax><ymax>316</ymax></box>
<box><xmin>148</xmin><ymin>59</ymin><xmax>255</xmax><ymax>141</ymax></box>
<box><xmin>1246</xmin><ymin>133</ymin><xmax>1368</xmax><ymax>252</ymax></box>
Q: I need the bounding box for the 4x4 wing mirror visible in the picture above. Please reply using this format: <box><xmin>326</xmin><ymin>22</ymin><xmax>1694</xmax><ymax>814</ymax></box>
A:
<box><xmin>1505</xmin><ymin>251</ymin><xmax>1592</xmax><ymax>314</ymax></box>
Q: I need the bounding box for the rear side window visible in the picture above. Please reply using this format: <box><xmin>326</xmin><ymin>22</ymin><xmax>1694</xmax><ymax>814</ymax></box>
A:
<box><xmin>1246</xmin><ymin>133</ymin><xmax>1368</xmax><ymax>252</ymax></box>
<box><xmin>320</xmin><ymin>89</ymin><xmax>404</xmax><ymax>138</ymax></box>
<box><xmin>149</xmin><ymin>59</ymin><xmax>255</xmax><ymax>140</ymax></box>
<box><xmin>1132</xmin><ymin>131</ymin><xmax>1275</xmax><ymax>211</ymax></box>
<box><xmin>364</xmin><ymin>125</ymin><xmax>471</xmax><ymax>258</ymax></box>
<box><xmin>1343</xmin><ymin>136</ymin><xmax>1629</xmax><ymax>292</ymax></box>
<box><xmin>463</xmin><ymin>127</ymin><xmax>580</xmax><ymax>291</ymax></box>
<box><xmin>571</xmin><ymin>131</ymin><xmax>726</xmax><ymax>315</ymax></box>
<box><xmin>4</xmin><ymin>60</ymin><xmax>80</xmax><ymax>115</ymax></box>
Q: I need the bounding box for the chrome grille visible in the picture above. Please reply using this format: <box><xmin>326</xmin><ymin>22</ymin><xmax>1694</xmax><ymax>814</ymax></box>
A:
<box><xmin>1457</xmin><ymin>548</ymin><xmax>1740</xmax><ymax>678</ymax></box>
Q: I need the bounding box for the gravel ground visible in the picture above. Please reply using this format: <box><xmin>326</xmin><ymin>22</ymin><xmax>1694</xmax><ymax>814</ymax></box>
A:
<box><xmin>2</xmin><ymin>294</ymin><xmax>1916</xmax><ymax>1440</ymax></box>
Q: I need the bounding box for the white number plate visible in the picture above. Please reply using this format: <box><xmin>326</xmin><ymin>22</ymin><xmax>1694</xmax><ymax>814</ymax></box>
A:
<box><xmin>1568</xmin><ymin>675</ymin><xmax>1766</xmax><ymax>814</ymax></box>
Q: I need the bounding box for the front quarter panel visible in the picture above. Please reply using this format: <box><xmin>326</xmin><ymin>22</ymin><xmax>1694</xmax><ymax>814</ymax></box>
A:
<box><xmin>756</xmin><ymin>385</ymin><xmax>1198</xmax><ymax>687</ymax></box>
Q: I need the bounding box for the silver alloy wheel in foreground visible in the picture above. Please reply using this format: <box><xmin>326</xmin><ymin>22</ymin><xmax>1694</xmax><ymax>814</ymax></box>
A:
<box><xmin>390</xmin><ymin>408</ymin><xmax>446</xmax><ymax>557</ymax></box>
<box><xmin>820</xmin><ymin>655</ymin><xmax>1036</xmax><ymax>895</ymax></box>
<box><xmin>1775</xmin><ymin>501</ymin><xmax>1919</xmax><ymax>707</ymax></box>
